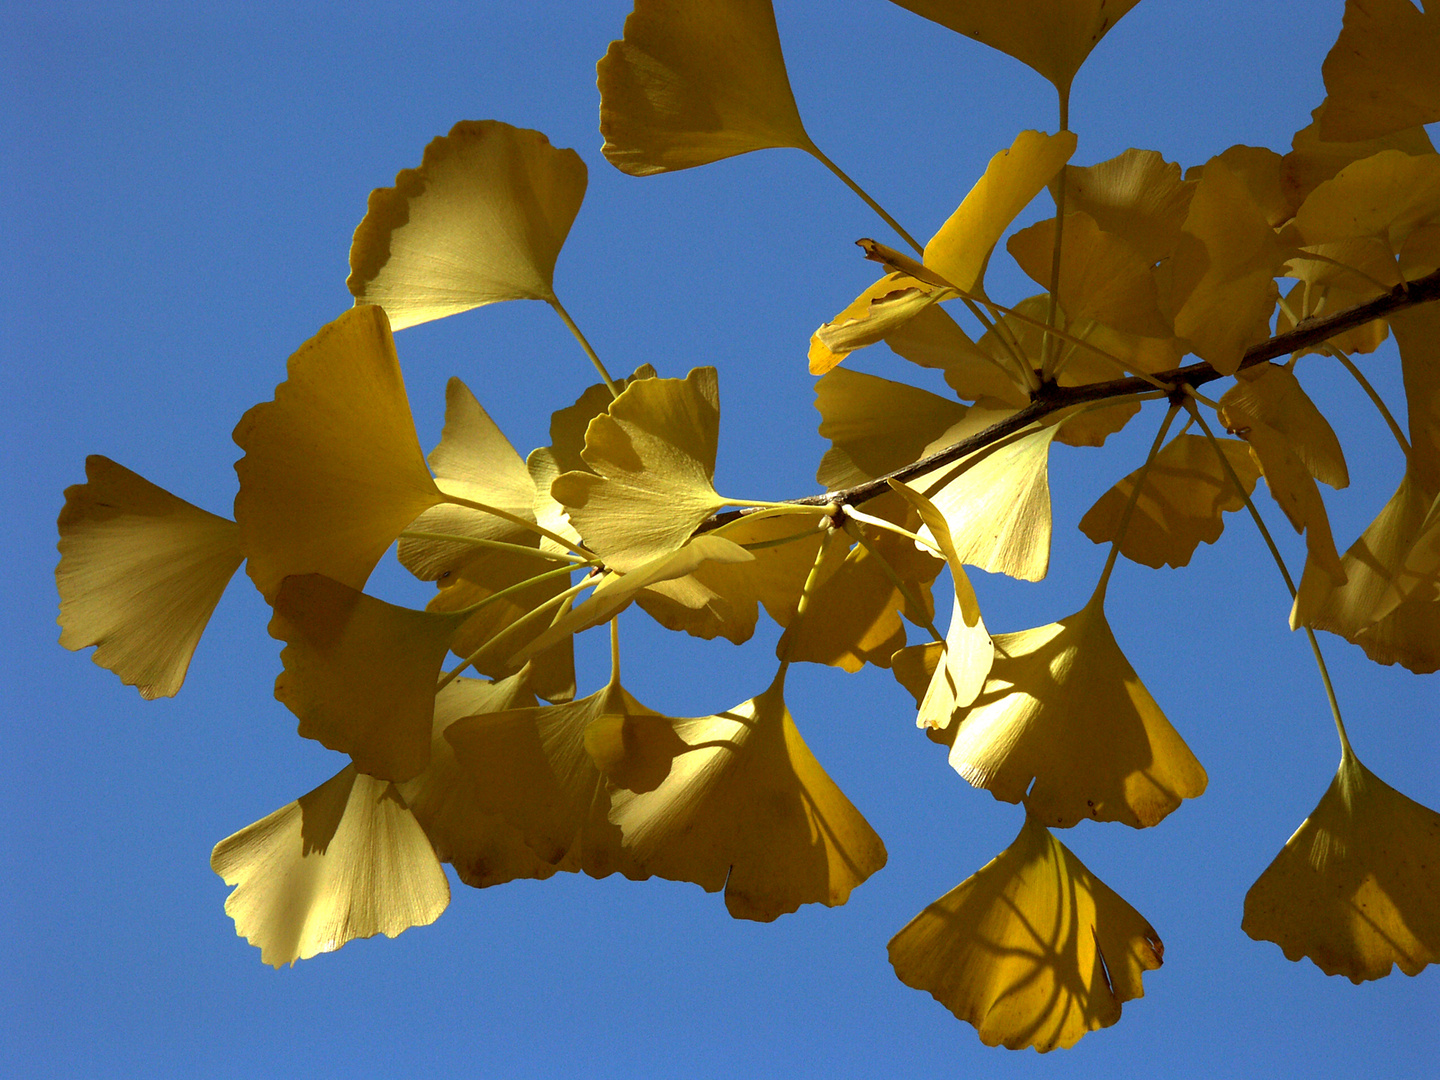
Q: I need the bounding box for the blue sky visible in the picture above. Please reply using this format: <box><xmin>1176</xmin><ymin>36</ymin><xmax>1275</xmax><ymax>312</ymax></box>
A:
<box><xmin>5</xmin><ymin>1</ymin><xmax>1437</xmax><ymax>1077</ymax></box>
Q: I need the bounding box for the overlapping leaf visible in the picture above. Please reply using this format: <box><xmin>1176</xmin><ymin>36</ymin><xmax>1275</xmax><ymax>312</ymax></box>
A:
<box><xmin>348</xmin><ymin>121</ymin><xmax>587</xmax><ymax>327</ymax></box>
<box><xmin>233</xmin><ymin>305</ymin><xmax>442</xmax><ymax>600</ymax></box>
<box><xmin>598</xmin><ymin>0</ymin><xmax>818</xmax><ymax>174</ymax></box>
<box><xmin>211</xmin><ymin>766</ymin><xmax>449</xmax><ymax>968</ymax></box>
<box><xmin>56</xmin><ymin>456</ymin><xmax>242</xmax><ymax>699</ymax></box>
<box><xmin>1281</xmin><ymin>100</ymin><xmax>1435</xmax><ymax>209</ymax></box>
<box><xmin>1060</xmin><ymin>148</ymin><xmax>1195</xmax><ymax>265</ymax></box>
<box><xmin>1243</xmin><ymin>748</ymin><xmax>1440</xmax><ymax>982</ymax></box>
<box><xmin>888</xmin><ymin>811</ymin><xmax>1163</xmax><ymax>1052</ymax></box>
<box><xmin>933</xmin><ymin>595</ymin><xmax>1207</xmax><ymax>828</ymax></box>
<box><xmin>1320</xmin><ymin>0</ymin><xmax>1440</xmax><ymax>142</ymax></box>
<box><xmin>588</xmin><ymin>672</ymin><xmax>886</xmax><ymax>920</ymax></box>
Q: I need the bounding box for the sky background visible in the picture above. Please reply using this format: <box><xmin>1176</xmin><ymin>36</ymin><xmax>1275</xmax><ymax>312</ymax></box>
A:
<box><xmin>4</xmin><ymin>1</ymin><xmax>1437</xmax><ymax>1076</ymax></box>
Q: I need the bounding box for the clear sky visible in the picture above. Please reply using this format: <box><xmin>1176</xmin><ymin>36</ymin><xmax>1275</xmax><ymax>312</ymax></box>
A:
<box><xmin>5</xmin><ymin>1</ymin><xmax>1437</xmax><ymax>1077</ymax></box>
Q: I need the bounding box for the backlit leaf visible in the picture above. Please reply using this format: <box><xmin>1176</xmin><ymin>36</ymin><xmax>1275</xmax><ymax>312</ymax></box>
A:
<box><xmin>1281</xmin><ymin>99</ymin><xmax>1435</xmax><ymax>208</ymax></box>
<box><xmin>1060</xmin><ymin>148</ymin><xmax>1195</xmax><ymax>265</ymax></box>
<box><xmin>1320</xmin><ymin>0</ymin><xmax>1440</xmax><ymax>141</ymax></box>
<box><xmin>1294</xmin><ymin>149</ymin><xmax>1440</xmax><ymax>251</ymax></box>
<box><xmin>1220</xmin><ymin>364</ymin><xmax>1349</xmax><ymax>489</ymax></box>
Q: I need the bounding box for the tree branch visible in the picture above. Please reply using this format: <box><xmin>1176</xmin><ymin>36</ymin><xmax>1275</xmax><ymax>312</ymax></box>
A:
<box><xmin>698</xmin><ymin>267</ymin><xmax>1440</xmax><ymax>532</ymax></box>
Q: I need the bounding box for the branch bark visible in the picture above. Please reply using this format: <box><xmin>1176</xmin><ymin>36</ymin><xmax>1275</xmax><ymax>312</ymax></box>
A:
<box><xmin>698</xmin><ymin>266</ymin><xmax>1440</xmax><ymax>532</ymax></box>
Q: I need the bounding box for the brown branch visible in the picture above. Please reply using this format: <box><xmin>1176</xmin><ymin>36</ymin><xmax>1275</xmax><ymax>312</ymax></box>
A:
<box><xmin>698</xmin><ymin>267</ymin><xmax>1440</xmax><ymax>532</ymax></box>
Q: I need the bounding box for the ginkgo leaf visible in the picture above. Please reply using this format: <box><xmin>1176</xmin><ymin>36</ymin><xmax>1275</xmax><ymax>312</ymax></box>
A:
<box><xmin>347</xmin><ymin>121</ymin><xmax>586</xmax><ymax>328</ymax></box>
<box><xmin>1280</xmin><ymin>236</ymin><xmax>1401</xmax><ymax>355</ymax></box>
<box><xmin>888</xmin><ymin>811</ymin><xmax>1163</xmax><ymax>1052</ymax></box>
<box><xmin>887</xmin><ymin>0</ymin><xmax>1143</xmax><ymax>97</ymax></box>
<box><xmin>396</xmin><ymin>671</ymin><xmax>564</xmax><ymax>889</ymax></box>
<box><xmin>1220</xmin><ymin>364</ymin><xmax>1349</xmax><ymax>489</ymax></box>
<box><xmin>587</xmin><ymin>672</ymin><xmax>886</xmax><ymax>921</ymax></box>
<box><xmin>270</xmin><ymin>574</ymin><xmax>467</xmax><ymax>783</ymax></box>
<box><xmin>1157</xmin><ymin>157</ymin><xmax>1292</xmax><ymax>374</ymax></box>
<box><xmin>443</xmin><ymin>674</ymin><xmax>651</xmax><ymax>880</ymax></box>
<box><xmin>809</xmin><ymin>280</ymin><xmax>942</xmax><ymax>373</ymax></box>
<box><xmin>56</xmin><ymin>456</ymin><xmax>242</xmax><ymax>699</ymax></box>
<box><xmin>1320</xmin><ymin>0</ymin><xmax>1440</xmax><ymax>142</ymax></box>
<box><xmin>233</xmin><ymin>305</ymin><xmax>442</xmax><ymax>600</ymax></box>
<box><xmin>935</xmin><ymin>595</ymin><xmax>1207</xmax><ymax>829</ymax></box>
<box><xmin>509</xmin><ymin>536</ymin><xmax>755</xmax><ymax>667</ymax></box>
<box><xmin>814</xmin><ymin>366</ymin><xmax>969</xmax><ymax>490</ymax></box>
<box><xmin>598</xmin><ymin>0</ymin><xmax>818</xmax><ymax>175</ymax></box>
<box><xmin>1188</xmin><ymin>145</ymin><xmax>1295</xmax><ymax>228</ymax></box>
<box><xmin>1294</xmin><ymin>149</ymin><xmax>1440</xmax><ymax>252</ymax></box>
<box><xmin>1281</xmin><ymin>99</ymin><xmax>1435</xmax><ymax>209</ymax></box>
<box><xmin>889</xmin><ymin>480</ymin><xmax>993</xmax><ymax>718</ymax></box>
<box><xmin>1373</xmin><ymin>490</ymin><xmax>1440</xmax><ymax>618</ymax></box>
<box><xmin>1060</xmin><ymin>148</ymin><xmax>1195</xmax><ymax>265</ymax></box>
<box><xmin>211</xmin><ymin>765</ymin><xmax>449</xmax><ymax>968</ymax></box>
<box><xmin>1007</xmin><ymin>211</ymin><xmax>1172</xmax><ymax>338</ymax></box>
<box><xmin>1243</xmin><ymin>747</ymin><xmax>1440</xmax><ymax>982</ymax></box>
<box><xmin>914</xmin><ymin>421</ymin><xmax>1063</xmax><ymax>582</ymax></box>
<box><xmin>1294</xmin><ymin>469</ymin><xmax>1440</xmax><ymax>674</ymax></box>
<box><xmin>1079</xmin><ymin>434</ymin><xmax>1261</xmax><ymax>569</ymax></box>
<box><xmin>553</xmin><ymin>367</ymin><xmax>726</xmax><ymax>571</ymax></box>
<box><xmin>925</xmin><ymin>130</ymin><xmax>1078</xmax><ymax>296</ymax></box>
<box><xmin>1226</xmin><ymin>416</ymin><xmax>1346</xmax><ymax>582</ymax></box>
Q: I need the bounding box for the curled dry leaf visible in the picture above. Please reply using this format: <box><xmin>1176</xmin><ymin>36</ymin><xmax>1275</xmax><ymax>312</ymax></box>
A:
<box><xmin>348</xmin><ymin>120</ymin><xmax>586</xmax><ymax>328</ymax></box>
<box><xmin>56</xmin><ymin>456</ymin><xmax>242</xmax><ymax>699</ymax></box>
<box><xmin>889</xmin><ymin>811</ymin><xmax>1163</xmax><ymax>1052</ymax></box>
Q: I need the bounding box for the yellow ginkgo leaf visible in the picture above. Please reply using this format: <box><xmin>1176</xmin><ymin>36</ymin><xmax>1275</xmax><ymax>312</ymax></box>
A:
<box><xmin>887</xmin><ymin>0</ymin><xmax>1142</xmax><ymax>97</ymax></box>
<box><xmin>233</xmin><ymin>305</ymin><xmax>443</xmax><ymax>600</ymax></box>
<box><xmin>1189</xmin><ymin>144</ymin><xmax>1295</xmax><ymax>228</ymax></box>
<box><xmin>1281</xmin><ymin>99</ymin><xmax>1435</xmax><ymax>209</ymax></box>
<box><xmin>1320</xmin><ymin>0</ymin><xmax>1440</xmax><ymax>142</ymax></box>
<box><xmin>1079</xmin><ymin>434</ymin><xmax>1261</xmax><ymax>569</ymax></box>
<box><xmin>1007</xmin><ymin>211</ymin><xmax>1172</xmax><ymax>338</ymax></box>
<box><xmin>925</xmin><ymin>130</ymin><xmax>1078</xmax><ymax>297</ymax></box>
<box><xmin>1220</xmin><ymin>364</ymin><xmax>1349</xmax><ymax>489</ymax></box>
<box><xmin>888</xmin><ymin>811</ymin><xmax>1163</xmax><ymax>1052</ymax></box>
<box><xmin>1374</xmin><ymin>490</ymin><xmax>1440</xmax><ymax>617</ymax></box>
<box><xmin>588</xmin><ymin>672</ymin><xmax>886</xmax><ymax>921</ymax></box>
<box><xmin>1226</xmin><ymin>416</ymin><xmax>1346</xmax><ymax>583</ymax></box>
<box><xmin>914</xmin><ymin>421</ymin><xmax>1063</xmax><ymax>582</ymax></box>
<box><xmin>1061</xmin><ymin>148</ymin><xmax>1195</xmax><ymax>265</ymax></box>
<box><xmin>1158</xmin><ymin>157</ymin><xmax>1292</xmax><ymax>374</ymax></box>
<box><xmin>888</xmin><ymin>480</ymin><xmax>993</xmax><ymax>719</ymax></box>
<box><xmin>1294</xmin><ymin>469</ymin><xmax>1440</xmax><ymax>674</ymax></box>
<box><xmin>443</xmin><ymin>674</ymin><xmax>652</xmax><ymax>881</ymax></box>
<box><xmin>1243</xmin><ymin>747</ymin><xmax>1440</xmax><ymax>982</ymax></box>
<box><xmin>398</xmin><ymin>377</ymin><xmax>542</xmax><ymax>583</ymax></box>
<box><xmin>814</xmin><ymin>366</ymin><xmax>970</xmax><ymax>490</ymax></box>
<box><xmin>396</xmin><ymin>671</ymin><xmax>564</xmax><ymax>889</ymax></box>
<box><xmin>211</xmin><ymin>765</ymin><xmax>450</xmax><ymax>968</ymax></box>
<box><xmin>598</xmin><ymin>0</ymin><xmax>818</xmax><ymax>175</ymax></box>
<box><xmin>56</xmin><ymin>456</ymin><xmax>242</xmax><ymax>699</ymax></box>
<box><xmin>1294</xmin><ymin>149</ymin><xmax>1440</xmax><ymax>252</ymax></box>
<box><xmin>347</xmin><ymin>120</ymin><xmax>586</xmax><ymax>328</ymax></box>
<box><xmin>809</xmin><ymin>280</ymin><xmax>941</xmax><ymax>374</ymax></box>
<box><xmin>509</xmin><ymin>535</ymin><xmax>755</xmax><ymax>667</ymax></box>
<box><xmin>552</xmin><ymin>367</ymin><xmax>726</xmax><ymax>571</ymax></box>
<box><xmin>936</xmin><ymin>595</ymin><xmax>1207</xmax><ymax>829</ymax></box>
<box><xmin>270</xmin><ymin>574</ymin><xmax>466</xmax><ymax>783</ymax></box>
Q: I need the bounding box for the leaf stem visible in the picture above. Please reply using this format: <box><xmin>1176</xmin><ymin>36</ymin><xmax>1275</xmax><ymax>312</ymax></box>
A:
<box><xmin>812</xmin><ymin>148</ymin><xmax>924</xmax><ymax>255</ymax></box>
<box><xmin>775</xmin><ymin>527</ymin><xmax>839</xmax><ymax>662</ymax></box>
<box><xmin>440</xmin><ymin>493</ymin><xmax>589</xmax><ymax>557</ymax></box>
<box><xmin>399</xmin><ymin>530</ymin><xmax>590</xmax><ymax>564</ymax></box>
<box><xmin>1332</xmin><ymin>350</ymin><xmax>1412</xmax><ymax>459</ymax></box>
<box><xmin>450</xmin><ymin>562</ymin><xmax>581</xmax><ymax>616</ymax></box>
<box><xmin>438</xmin><ymin>576</ymin><xmax>593</xmax><ymax>689</ymax></box>
<box><xmin>549</xmin><ymin>296</ymin><xmax>621</xmax><ymax>398</ymax></box>
<box><xmin>1092</xmin><ymin>404</ymin><xmax>1180</xmax><ymax>605</ymax></box>
<box><xmin>841</xmin><ymin>505</ymin><xmax>944</xmax><ymax>557</ymax></box>
<box><xmin>842</xmin><ymin>519</ymin><xmax>943</xmax><ymax>641</ymax></box>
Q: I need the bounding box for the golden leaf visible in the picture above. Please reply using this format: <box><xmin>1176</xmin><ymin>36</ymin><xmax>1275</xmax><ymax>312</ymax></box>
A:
<box><xmin>1007</xmin><ymin>211</ymin><xmax>1172</xmax><ymax>338</ymax></box>
<box><xmin>552</xmin><ymin>367</ymin><xmax>726</xmax><ymax>571</ymax></box>
<box><xmin>1060</xmin><ymin>148</ymin><xmax>1195</xmax><ymax>265</ymax></box>
<box><xmin>598</xmin><ymin>0</ymin><xmax>817</xmax><ymax>175</ymax></box>
<box><xmin>887</xmin><ymin>0</ymin><xmax>1143</xmax><ymax>96</ymax></box>
<box><xmin>935</xmin><ymin>596</ymin><xmax>1207</xmax><ymax>829</ymax></box>
<box><xmin>396</xmin><ymin>671</ymin><xmax>562</xmax><ymax>889</ymax></box>
<box><xmin>888</xmin><ymin>811</ymin><xmax>1163</xmax><ymax>1052</ymax></box>
<box><xmin>1281</xmin><ymin>99</ymin><xmax>1435</xmax><ymax>209</ymax></box>
<box><xmin>1220</xmin><ymin>364</ymin><xmax>1349</xmax><ymax>489</ymax></box>
<box><xmin>925</xmin><ymin>130</ymin><xmax>1078</xmax><ymax>296</ymax></box>
<box><xmin>1320</xmin><ymin>0</ymin><xmax>1440</xmax><ymax>142</ymax></box>
<box><xmin>1374</xmin><ymin>490</ymin><xmax>1440</xmax><ymax>617</ymax></box>
<box><xmin>233</xmin><ymin>305</ymin><xmax>442</xmax><ymax>600</ymax></box>
<box><xmin>347</xmin><ymin>121</ymin><xmax>586</xmax><ymax>328</ymax></box>
<box><xmin>56</xmin><ymin>456</ymin><xmax>242</xmax><ymax>699</ymax></box>
<box><xmin>809</xmin><ymin>279</ymin><xmax>940</xmax><ymax>373</ymax></box>
<box><xmin>1243</xmin><ymin>748</ymin><xmax>1440</xmax><ymax>982</ymax></box>
<box><xmin>1188</xmin><ymin>144</ymin><xmax>1295</xmax><ymax>228</ymax></box>
<box><xmin>270</xmin><ymin>574</ymin><xmax>466</xmax><ymax>783</ymax></box>
<box><xmin>588</xmin><ymin>673</ymin><xmax>886</xmax><ymax>921</ymax></box>
<box><xmin>1294</xmin><ymin>149</ymin><xmax>1440</xmax><ymax>251</ymax></box>
<box><xmin>211</xmin><ymin>766</ymin><xmax>449</xmax><ymax>968</ymax></box>
<box><xmin>1079</xmin><ymin>434</ymin><xmax>1260</xmax><ymax>569</ymax></box>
